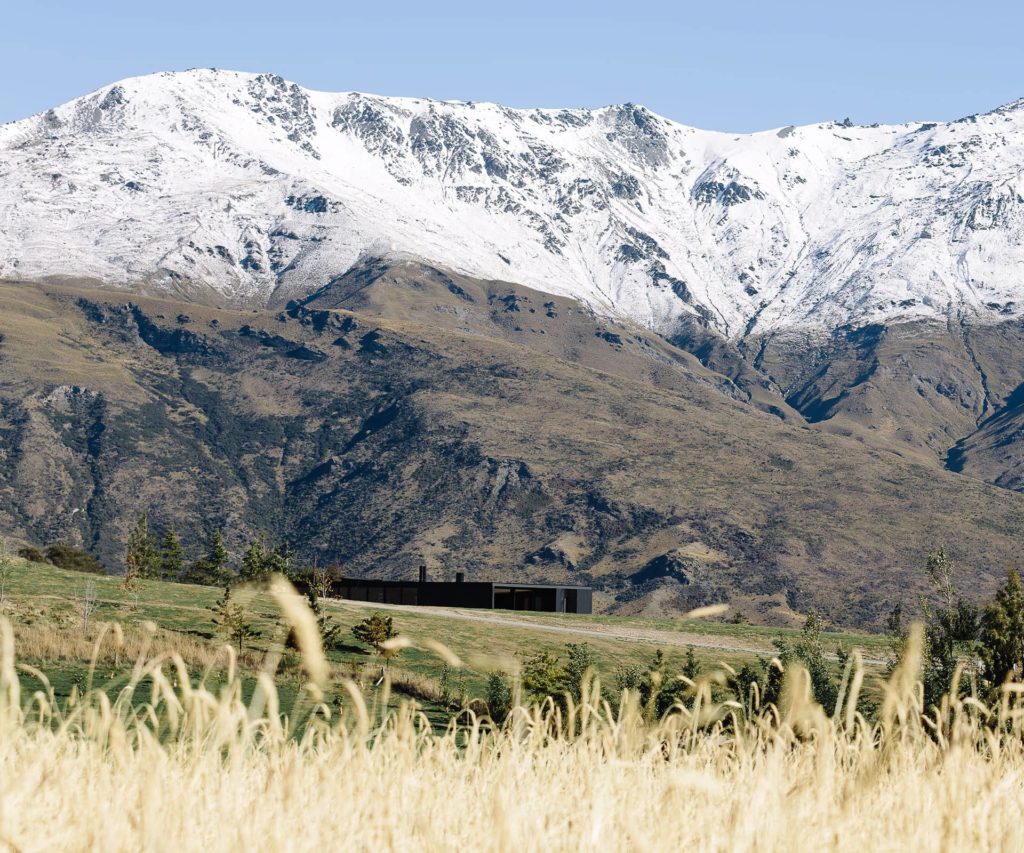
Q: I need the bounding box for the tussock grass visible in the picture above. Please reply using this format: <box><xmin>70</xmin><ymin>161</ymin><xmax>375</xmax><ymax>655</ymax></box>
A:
<box><xmin>1</xmin><ymin>591</ymin><xmax>1023</xmax><ymax>851</ymax></box>
<box><xmin>8</xmin><ymin>618</ymin><xmax>263</xmax><ymax>672</ymax></box>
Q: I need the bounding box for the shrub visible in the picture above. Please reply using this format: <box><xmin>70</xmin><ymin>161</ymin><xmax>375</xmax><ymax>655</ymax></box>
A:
<box><xmin>351</xmin><ymin>613</ymin><xmax>398</xmax><ymax>657</ymax></box>
<box><xmin>521</xmin><ymin>649</ymin><xmax>567</xmax><ymax>701</ymax></box>
<box><xmin>614</xmin><ymin>664</ymin><xmax>644</xmax><ymax>694</ymax></box>
<box><xmin>771</xmin><ymin>614</ymin><xmax>838</xmax><ymax>710</ymax></box>
<box><xmin>486</xmin><ymin>672</ymin><xmax>512</xmax><ymax>722</ymax></box>
<box><xmin>564</xmin><ymin>642</ymin><xmax>597</xmax><ymax>701</ymax></box>
<box><xmin>44</xmin><ymin>544</ymin><xmax>106</xmax><ymax>575</ymax></box>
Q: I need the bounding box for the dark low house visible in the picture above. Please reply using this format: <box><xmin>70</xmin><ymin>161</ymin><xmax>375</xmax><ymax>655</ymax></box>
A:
<box><xmin>330</xmin><ymin>568</ymin><xmax>592</xmax><ymax>614</ymax></box>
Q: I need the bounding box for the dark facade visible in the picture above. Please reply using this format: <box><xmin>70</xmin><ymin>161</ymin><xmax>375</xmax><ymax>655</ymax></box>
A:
<box><xmin>330</xmin><ymin>575</ymin><xmax>593</xmax><ymax>614</ymax></box>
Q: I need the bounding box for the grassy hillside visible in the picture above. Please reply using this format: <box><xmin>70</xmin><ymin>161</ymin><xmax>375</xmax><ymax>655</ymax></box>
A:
<box><xmin>1</xmin><ymin>557</ymin><xmax>889</xmax><ymax>708</ymax></box>
<box><xmin>3</xmin><ymin>268</ymin><xmax>1024</xmax><ymax>628</ymax></box>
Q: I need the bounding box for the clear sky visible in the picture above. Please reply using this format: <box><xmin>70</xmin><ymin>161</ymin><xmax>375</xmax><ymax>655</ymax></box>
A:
<box><xmin>2</xmin><ymin>0</ymin><xmax>1021</xmax><ymax>131</ymax></box>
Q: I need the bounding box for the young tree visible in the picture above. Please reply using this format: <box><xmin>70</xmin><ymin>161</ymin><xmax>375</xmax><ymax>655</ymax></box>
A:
<box><xmin>211</xmin><ymin>585</ymin><xmax>261</xmax><ymax>655</ymax></box>
<box><xmin>927</xmin><ymin>548</ymin><xmax>957</xmax><ymax>608</ymax></box>
<box><xmin>159</xmin><ymin>525</ymin><xmax>185</xmax><ymax>581</ymax></box>
<box><xmin>0</xmin><ymin>537</ymin><xmax>14</xmax><ymax>608</ymax></box>
<box><xmin>125</xmin><ymin>512</ymin><xmax>159</xmax><ymax>579</ymax></box>
<box><xmin>240</xmin><ymin>538</ymin><xmax>270</xmax><ymax>583</ymax></box>
<box><xmin>76</xmin><ymin>580</ymin><xmax>98</xmax><ymax>632</ymax></box>
<box><xmin>564</xmin><ymin>642</ymin><xmax>597</xmax><ymax>702</ymax></box>
<box><xmin>978</xmin><ymin>568</ymin><xmax>1024</xmax><ymax>690</ymax></box>
<box><xmin>486</xmin><ymin>671</ymin><xmax>513</xmax><ymax>722</ymax></box>
<box><xmin>520</xmin><ymin>649</ymin><xmax>567</xmax><ymax>701</ymax></box>
<box><xmin>121</xmin><ymin>551</ymin><xmax>142</xmax><ymax>610</ymax></box>
<box><xmin>269</xmin><ymin>542</ymin><xmax>296</xmax><ymax>580</ymax></box>
<box><xmin>729</xmin><ymin>662</ymin><xmax>766</xmax><ymax>713</ymax></box>
<box><xmin>239</xmin><ymin>538</ymin><xmax>294</xmax><ymax>585</ymax></box>
<box><xmin>311</xmin><ymin>563</ymin><xmax>334</xmax><ymax>601</ymax></box>
<box><xmin>182</xmin><ymin>528</ymin><xmax>231</xmax><ymax>586</ymax></box>
<box><xmin>682</xmin><ymin>646</ymin><xmax>701</xmax><ymax>682</ymax></box>
<box><xmin>614</xmin><ymin>664</ymin><xmax>645</xmax><ymax>694</ymax></box>
<box><xmin>884</xmin><ymin>601</ymin><xmax>908</xmax><ymax>673</ymax></box>
<box><xmin>920</xmin><ymin>549</ymin><xmax>979</xmax><ymax>707</ymax></box>
<box><xmin>640</xmin><ymin>647</ymin><xmax>698</xmax><ymax>717</ymax></box>
<box><xmin>438</xmin><ymin>664</ymin><xmax>469</xmax><ymax>709</ymax></box>
<box><xmin>288</xmin><ymin>584</ymin><xmax>342</xmax><ymax>651</ymax></box>
<box><xmin>888</xmin><ymin>549</ymin><xmax>979</xmax><ymax>708</ymax></box>
<box><xmin>351</xmin><ymin>613</ymin><xmax>398</xmax><ymax>658</ymax></box>
<box><xmin>772</xmin><ymin>613</ymin><xmax>838</xmax><ymax>711</ymax></box>
<box><xmin>207</xmin><ymin>528</ymin><xmax>229</xmax><ymax>572</ymax></box>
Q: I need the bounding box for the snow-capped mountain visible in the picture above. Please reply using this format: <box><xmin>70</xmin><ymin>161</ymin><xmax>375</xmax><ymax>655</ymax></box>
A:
<box><xmin>2</xmin><ymin>69</ymin><xmax>1023</xmax><ymax>339</ymax></box>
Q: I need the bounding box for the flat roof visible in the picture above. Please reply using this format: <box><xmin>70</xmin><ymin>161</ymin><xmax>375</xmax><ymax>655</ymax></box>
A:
<box><xmin>490</xmin><ymin>582</ymin><xmax>591</xmax><ymax>590</ymax></box>
<box><xmin>338</xmin><ymin>577</ymin><xmax>590</xmax><ymax>590</ymax></box>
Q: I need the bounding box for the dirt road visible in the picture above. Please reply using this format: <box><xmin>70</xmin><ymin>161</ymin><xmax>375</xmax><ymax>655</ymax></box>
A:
<box><xmin>336</xmin><ymin>598</ymin><xmax>776</xmax><ymax>657</ymax></box>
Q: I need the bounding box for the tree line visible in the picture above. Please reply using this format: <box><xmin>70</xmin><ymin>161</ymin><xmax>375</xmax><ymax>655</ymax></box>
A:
<box><xmin>887</xmin><ymin>548</ymin><xmax>1024</xmax><ymax>707</ymax></box>
<box><xmin>120</xmin><ymin>512</ymin><xmax>305</xmax><ymax>587</ymax></box>
<box><xmin>17</xmin><ymin>513</ymin><xmax>310</xmax><ymax>588</ymax></box>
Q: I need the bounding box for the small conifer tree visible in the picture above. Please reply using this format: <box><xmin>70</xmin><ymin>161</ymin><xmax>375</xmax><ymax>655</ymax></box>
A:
<box><xmin>159</xmin><ymin>526</ymin><xmax>185</xmax><ymax>580</ymax></box>
<box><xmin>211</xmin><ymin>584</ymin><xmax>261</xmax><ymax>655</ymax></box>
<box><xmin>125</xmin><ymin>512</ymin><xmax>159</xmax><ymax>579</ymax></box>
<box><xmin>182</xmin><ymin>528</ymin><xmax>231</xmax><ymax>586</ymax></box>
<box><xmin>0</xmin><ymin>537</ymin><xmax>14</xmax><ymax>608</ymax></box>
<box><xmin>979</xmin><ymin>568</ymin><xmax>1024</xmax><ymax>690</ymax></box>
<box><xmin>206</xmin><ymin>528</ymin><xmax>229</xmax><ymax>573</ymax></box>
<box><xmin>351</xmin><ymin>613</ymin><xmax>398</xmax><ymax>658</ymax></box>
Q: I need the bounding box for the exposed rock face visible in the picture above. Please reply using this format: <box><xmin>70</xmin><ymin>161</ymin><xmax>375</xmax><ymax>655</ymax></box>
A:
<box><xmin>7</xmin><ymin>74</ymin><xmax>1024</xmax><ymax>625</ymax></box>
<box><xmin>4</xmin><ymin>265</ymin><xmax>1024</xmax><ymax>629</ymax></box>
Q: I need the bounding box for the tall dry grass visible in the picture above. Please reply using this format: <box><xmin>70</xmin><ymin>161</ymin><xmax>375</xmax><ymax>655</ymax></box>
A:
<box><xmin>9</xmin><ymin>617</ymin><xmax>265</xmax><ymax>672</ymax></box>
<box><xmin>2</xmin><ymin>585</ymin><xmax>1024</xmax><ymax>851</ymax></box>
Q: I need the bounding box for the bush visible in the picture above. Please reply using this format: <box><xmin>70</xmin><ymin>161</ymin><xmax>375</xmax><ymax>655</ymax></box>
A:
<box><xmin>17</xmin><ymin>546</ymin><xmax>45</xmax><ymax>563</ymax></box>
<box><xmin>486</xmin><ymin>672</ymin><xmax>512</xmax><ymax>722</ymax></box>
<box><xmin>439</xmin><ymin>664</ymin><xmax>468</xmax><ymax>709</ymax></box>
<box><xmin>564</xmin><ymin>642</ymin><xmax>597</xmax><ymax>701</ymax></box>
<box><xmin>351</xmin><ymin>613</ymin><xmax>398</xmax><ymax>657</ymax></box>
<box><xmin>614</xmin><ymin>664</ymin><xmax>645</xmax><ymax>693</ymax></box>
<box><xmin>521</xmin><ymin>649</ymin><xmax>567</xmax><ymax>701</ymax></box>
<box><xmin>771</xmin><ymin>614</ymin><xmax>838</xmax><ymax>710</ymax></box>
<box><xmin>179</xmin><ymin>559</ymin><xmax>232</xmax><ymax>587</ymax></box>
<box><xmin>43</xmin><ymin>544</ymin><xmax>106</xmax><ymax>575</ymax></box>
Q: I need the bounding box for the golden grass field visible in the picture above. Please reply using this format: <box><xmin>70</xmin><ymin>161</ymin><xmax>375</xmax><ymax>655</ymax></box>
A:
<box><xmin>2</xmin><ymin>578</ymin><xmax>1023</xmax><ymax>852</ymax></box>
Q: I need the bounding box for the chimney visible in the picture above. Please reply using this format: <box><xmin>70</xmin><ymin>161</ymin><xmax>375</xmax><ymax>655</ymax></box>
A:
<box><xmin>419</xmin><ymin>564</ymin><xmax>427</xmax><ymax>583</ymax></box>
<box><xmin>455</xmin><ymin>572</ymin><xmax>465</xmax><ymax>583</ymax></box>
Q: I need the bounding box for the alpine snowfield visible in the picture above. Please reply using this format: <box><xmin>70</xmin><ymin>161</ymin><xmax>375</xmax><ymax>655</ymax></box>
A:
<box><xmin>1</xmin><ymin>69</ymin><xmax>1023</xmax><ymax>339</ymax></box>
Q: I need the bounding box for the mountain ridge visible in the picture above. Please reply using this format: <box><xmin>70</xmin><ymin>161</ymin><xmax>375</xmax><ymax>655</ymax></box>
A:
<box><xmin>7</xmin><ymin>72</ymin><xmax>1024</xmax><ymax>620</ymax></box>
<box><xmin>3</xmin><ymin>69</ymin><xmax>1024</xmax><ymax>340</ymax></box>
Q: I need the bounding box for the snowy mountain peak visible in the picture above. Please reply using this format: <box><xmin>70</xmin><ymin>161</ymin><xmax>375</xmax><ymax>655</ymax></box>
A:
<box><xmin>2</xmin><ymin>70</ymin><xmax>1024</xmax><ymax>339</ymax></box>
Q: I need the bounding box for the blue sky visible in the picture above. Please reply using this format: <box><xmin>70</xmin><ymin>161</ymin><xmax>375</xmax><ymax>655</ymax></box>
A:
<box><xmin>2</xmin><ymin>0</ymin><xmax>1021</xmax><ymax>131</ymax></box>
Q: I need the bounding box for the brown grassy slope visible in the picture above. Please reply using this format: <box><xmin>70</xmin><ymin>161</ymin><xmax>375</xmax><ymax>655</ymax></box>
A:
<box><xmin>744</xmin><ymin>319</ymin><xmax>1024</xmax><ymax>463</ymax></box>
<box><xmin>1</xmin><ymin>266</ymin><xmax>1023</xmax><ymax>628</ymax></box>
